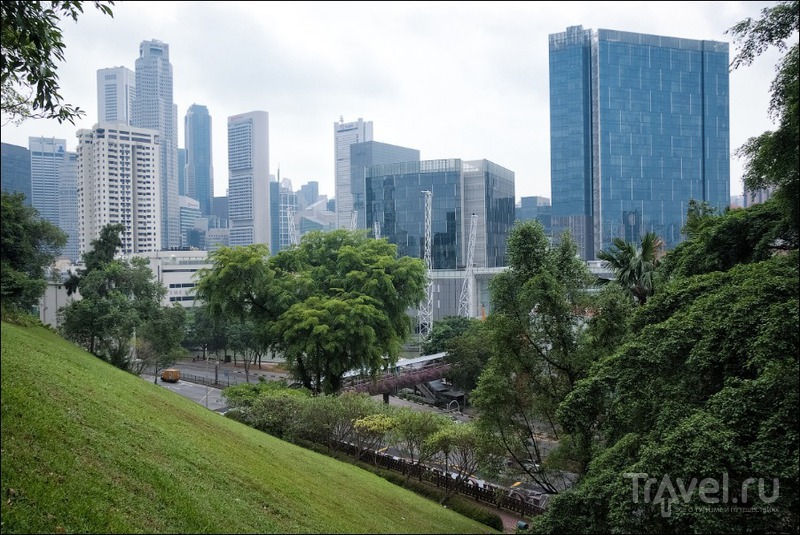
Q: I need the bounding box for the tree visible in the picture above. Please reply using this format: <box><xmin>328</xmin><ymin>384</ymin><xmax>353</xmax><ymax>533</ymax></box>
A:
<box><xmin>390</xmin><ymin>408</ymin><xmax>450</xmax><ymax>482</ymax></box>
<box><xmin>441</xmin><ymin>319</ymin><xmax>493</xmax><ymax>395</ymax></box>
<box><xmin>537</xmin><ymin>251</ymin><xmax>799</xmax><ymax>533</ymax></box>
<box><xmin>727</xmin><ymin>0</ymin><xmax>799</xmax><ymax>247</ymax></box>
<box><xmin>135</xmin><ymin>304</ymin><xmax>187</xmax><ymax>382</ymax></box>
<box><xmin>597</xmin><ymin>231</ymin><xmax>664</xmax><ymax>306</ymax></box>
<box><xmin>353</xmin><ymin>411</ymin><xmax>396</xmax><ymax>464</ymax></box>
<box><xmin>421</xmin><ymin>315</ymin><xmax>475</xmax><ymax>355</ymax></box>
<box><xmin>195</xmin><ymin>231</ymin><xmax>427</xmax><ymax>395</ymax></box>
<box><xmin>424</xmin><ymin>423</ymin><xmax>502</xmax><ymax>506</ymax></box>
<box><xmin>1</xmin><ymin>191</ymin><xmax>66</xmax><ymax>315</ymax></box>
<box><xmin>472</xmin><ymin>221</ymin><xmax>600</xmax><ymax>493</ymax></box>
<box><xmin>1</xmin><ymin>1</ymin><xmax>114</xmax><ymax>125</ymax></box>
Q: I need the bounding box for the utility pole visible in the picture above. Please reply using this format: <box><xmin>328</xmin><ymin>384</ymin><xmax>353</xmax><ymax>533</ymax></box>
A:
<box><xmin>418</xmin><ymin>190</ymin><xmax>433</xmax><ymax>350</ymax></box>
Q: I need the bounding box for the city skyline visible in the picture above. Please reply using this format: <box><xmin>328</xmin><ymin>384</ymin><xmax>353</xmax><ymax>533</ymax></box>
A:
<box><xmin>0</xmin><ymin>1</ymin><xmax>784</xmax><ymax>202</ymax></box>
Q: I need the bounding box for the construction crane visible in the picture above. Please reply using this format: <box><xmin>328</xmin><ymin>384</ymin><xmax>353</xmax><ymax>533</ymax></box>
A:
<box><xmin>350</xmin><ymin>210</ymin><xmax>358</xmax><ymax>231</ymax></box>
<box><xmin>458</xmin><ymin>213</ymin><xmax>478</xmax><ymax>318</ymax></box>
<box><xmin>418</xmin><ymin>190</ymin><xmax>433</xmax><ymax>349</ymax></box>
<box><xmin>373</xmin><ymin>220</ymin><xmax>381</xmax><ymax>239</ymax></box>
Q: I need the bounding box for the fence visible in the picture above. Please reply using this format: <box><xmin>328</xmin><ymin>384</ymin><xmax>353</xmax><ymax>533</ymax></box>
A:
<box><xmin>334</xmin><ymin>441</ymin><xmax>545</xmax><ymax>518</ymax></box>
<box><xmin>179</xmin><ymin>372</ymin><xmax>247</xmax><ymax>389</ymax></box>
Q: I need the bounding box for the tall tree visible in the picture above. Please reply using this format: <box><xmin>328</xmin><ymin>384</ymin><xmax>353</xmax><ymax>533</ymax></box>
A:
<box><xmin>728</xmin><ymin>0</ymin><xmax>799</xmax><ymax>247</ymax></box>
<box><xmin>196</xmin><ymin>231</ymin><xmax>427</xmax><ymax>395</ymax></box>
<box><xmin>64</xmin><ymin>223</ymin><xmax>124</xmax><ymax>295</ymax></box>
<box><xmin>471</xmin><ymin>221</ymin><xmax>602</xmax><ymax>493</ymax></box>
<box><xmin>596</xmin><ymin>231</ymin><xmax>664</xmax><ymax>306</ymax></box>
<box><xmin>1</xmin><ymin>1</ymin><xmax>114</xmax><ymax>124</ymax></box>
<box><xmin>0</xmin><ymin>191</ymin><xmax>66</xmax><ymax>315</ymax></box>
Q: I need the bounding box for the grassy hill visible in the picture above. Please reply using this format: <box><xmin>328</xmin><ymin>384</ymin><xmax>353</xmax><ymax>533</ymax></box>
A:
<box><xmin>0</xmin><ymin>322</ymin><xmax>497</xmax><ymax>534</ymax></box>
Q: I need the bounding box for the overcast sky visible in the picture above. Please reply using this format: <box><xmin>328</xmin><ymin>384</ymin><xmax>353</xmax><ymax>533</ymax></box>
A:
<box><xmin>0</xmin><ymin>1</ymin><xmax>787</xmax><ymax>201</ymax></box>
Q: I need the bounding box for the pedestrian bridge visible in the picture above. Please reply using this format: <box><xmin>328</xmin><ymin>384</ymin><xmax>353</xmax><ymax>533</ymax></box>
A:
<box><xmin>341</xmin><ymin>352</ymin><xmax>450</xmax><ymax>396</ymax></box>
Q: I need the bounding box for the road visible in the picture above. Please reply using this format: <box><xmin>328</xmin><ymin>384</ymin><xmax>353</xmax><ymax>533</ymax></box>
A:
<box><xmin>142</xmin><ymin>372</ymin><xmax>228</xmax><ymax>412</ymax></box>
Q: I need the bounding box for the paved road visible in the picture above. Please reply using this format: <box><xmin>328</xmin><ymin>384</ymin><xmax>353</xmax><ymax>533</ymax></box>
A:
<box><xmin>142</xmin><ymin>373</ymin><xmax>228</xmax><ymax>412</ymax></box>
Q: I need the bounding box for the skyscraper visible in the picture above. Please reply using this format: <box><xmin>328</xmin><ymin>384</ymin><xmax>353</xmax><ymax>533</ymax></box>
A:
<box><xmin>549</xmin><ymin>26</ymin><xmax>730</xmax><ymax>260</ymax></box>
<box><xmin>132</xmin><ymin>39</ymin><xmax>179</xmax><ymax>249</ymax></box>
<box><xmin>1</xmin><ymin>142</ymin><xmax>32</xmax><ymax>204</ymax></box>
<box><xmin>365</xmin><ymin>158</ymin><xmax>515</xmax><ymax>269</ymax></box>
<box><xmin>77</xmin><ymin>123</ymin><xmax>162</xmax><ymax>255</ymax></box>
<box><xmin>29</xmin><ymin>136</ymin><xmax>66</xmax><ymax>227</ymax></box>
<box><xmin>97</xmin><ymin>66</ymin><xmax>135</xmax><ymax>125</ymax></box>
<box><xmin>334</xmin><ymin>116</ymin><xmax>373</xmax><ymax>228</ymax></box>
<box><xmin>227</xmin><ymin>111</ymin><xmax>270</xmax><ymax>248</ymax></box>
<box><xmin>184</xmin><ymin>104</ymin><xmax>214</xmax><ymax>216</ymax></box>
<box><xmin>58</xmin><ymin>152</ymin><xmax>80</xmax><ymax>262</ymax></box>
<box><xmin>350</xmin><ymin>140</ymin><xmax>420</xmax><ymax>231</ymax></box>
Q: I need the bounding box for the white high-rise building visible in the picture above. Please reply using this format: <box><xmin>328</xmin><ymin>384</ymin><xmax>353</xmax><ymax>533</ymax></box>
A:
<box><xmin>227</xmin><ymin>111</ymin><xmax>270</xmax><ymax>248</ymax></box>
<box><xmin>97</xmin><ymin>66</ymin><xmax>135</xmax><ymax>125</ymax></box>
<box><xmin>76</xmin><ymin>123</ymin><xmax>162</xmax><ymax>256</ymax></box>
<box><xmin>29</xmin><ymin>136</ymin><xmax>66</xmax><ymax>227</ymax></box>
<box><xmin>58</xmin><ymin>152</ymin><xmax>80</xmax><ymax>262</ymax></box>
<box><xmin>132</xmin><ymin>39</ymin><xmax>179</xmax><ymax>249</ymax></box>
<box><xmin>334</xmin><ymin>116</ymin><xmax>372</xmax><ymax>228</ymax></box>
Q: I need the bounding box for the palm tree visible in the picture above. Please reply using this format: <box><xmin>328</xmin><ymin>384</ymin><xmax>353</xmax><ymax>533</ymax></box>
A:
<box><xmin>597</xmin><ymin>232</ymin><xmax>664</xmax><ymax>305</ymax></box>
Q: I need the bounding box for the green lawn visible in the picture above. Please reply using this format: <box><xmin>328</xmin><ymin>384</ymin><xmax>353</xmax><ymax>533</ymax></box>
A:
<box><xmin>1</xmin><ymin>322</ymin><xmax>498</xmax><ymax>534</ymax></box>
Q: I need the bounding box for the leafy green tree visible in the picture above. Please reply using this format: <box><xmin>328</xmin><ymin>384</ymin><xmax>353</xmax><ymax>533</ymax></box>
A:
<box><xmin>537</xmin><ymin>251</ymin><xmax>799</xmax><ymax>534</ymax></box>
<box><xmin>1</xmin><ymin>191</ymin><xmax>66</xmax><ymax>315</ymax></box>
<box><xmin>1</xmin><ymin>1</ymin><xmax>114</xmax><ymax>124</ymax></box>
<box><xmin>135</xmin><ymin>304</ymin><xmax>187</xmax><ymax>382</ymax></box>
<box><xmin>424</xmin><ymin>423</ymin><xmax>503</xmax><ymax>505</ymax></box>
<box><xmin>421</xmin><ymin>315</ymin><xmax>475</xmax><ymax>354</ymax></box>
<box><xmin>441</xmin><ymin>319</ymin><xmax>492</xmax><ymax>395</ymax></box>
<box><xmin>390</xmin><ymin>408</ymin><xmax>450</xmax><ymax>482</ymax></box>
<box><xmin>64</xmin><ymin>223</ymin><xmax>124</xmax><ymax>296</ymax></box>
<box><xmin>353</xmin><ymin>411</ymin><xmax>396</xmax><ymax>464</ymax></box>
<box><xmin>727</xmin><ymin>0</ymin><xmax>799</xmax><ymax>246</ymax></box>
<box><xmin>472</xmin><ymin>221</ymin><xmax>599</xmax><ymax>492</ymax></box>
<box><xmin>195</xmin><ymin>231</ymin><xmax>427</xmax><ymax>395</ymax></box>
<box><xmin>597</xmin><ymin>231</ymin><xmax>664</xmax><ymax>305</ymax></box>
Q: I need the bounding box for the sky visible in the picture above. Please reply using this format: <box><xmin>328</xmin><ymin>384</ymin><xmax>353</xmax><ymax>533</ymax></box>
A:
<box><xmin>0</xmin><ymin>1</ymin><xmax>787</xmax><ymax>202</ymax></box>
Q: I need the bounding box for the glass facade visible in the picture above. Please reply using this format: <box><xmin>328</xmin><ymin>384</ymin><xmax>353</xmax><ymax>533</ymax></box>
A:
<box><xmin>550</xmin><ymin>26</ymin><xmax>730</xmax><ymax>259</ymax></box>
<box><xmin>184</xmin><ymin>104</ymin><xmax>214</xmax><ymax>216</ymax></box>
<box><xmin>365</xmin><ymin>159</ymin><xmax>515</xmax><ymax>269</ymax></box>
<box><xmin>1</xmin><ymin>142</ymin><xmax>32</xmax><ymax>204</ymax></box>
<box><xmin>350</xmin><ymin>141</ymin><xmax>420</xmax><ymax>231</ymax></box>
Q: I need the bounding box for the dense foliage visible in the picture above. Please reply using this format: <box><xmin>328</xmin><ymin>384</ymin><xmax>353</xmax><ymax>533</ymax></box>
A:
<box><xmin>1</xmin><ymin>1</ymin><xmax>114</xmax><ymax>124</ymax></box>
<box><xmin>0</xmin><ymin>191</ymin><xmax>66</xmax><ymax>315</ymax></box>
<box><xmin>196</xmin><ymin>230</ymin><xmax>427</xmax><ymax>394</ymax></box>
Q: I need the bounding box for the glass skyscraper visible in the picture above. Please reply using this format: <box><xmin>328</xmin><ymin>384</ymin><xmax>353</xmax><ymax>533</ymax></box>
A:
<box><xmin>549</xmin><ymin>26</ymin><xmax>730</xmax><ymax>260</ymax></box>
<box><xmin>350</xmin><ymin>140</ymin><xmax>420</xmax><ymax>231</ymax></box>
<box><xmin>184</xmin><ymin>104</ymin><xmax>214</xmax><ymax>216</ymax></box>
<box><xmin>1</xmin><ymin>142</ymin><xmax>31</xmax><ymax>204</ymax></box>
<box><xmin>365</xmin><ymin>159</ymin><xmax>515</xmax><ymax>269</ymax></box>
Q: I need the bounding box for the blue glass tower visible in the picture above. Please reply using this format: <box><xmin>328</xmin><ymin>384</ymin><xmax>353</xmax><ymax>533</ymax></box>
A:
<box><xmin>184</xmin><ymin>104</ymin><xmax>214</xmax><ymax>216</ymax></box>
<box><xmin>549</xmin><ymin>26</ymin><xmax>730</xmax><ymax>259</ymax></box>
<box><xmin>1</xmin><ymin>142</ymin><xmax>32</xmax><ymax>204</ymax></box>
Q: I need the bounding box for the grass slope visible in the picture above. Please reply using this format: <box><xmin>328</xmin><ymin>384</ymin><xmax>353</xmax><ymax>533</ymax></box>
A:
<box><xmin>1</xmin><ymin>323</ymin><xmax>497</xmax><ymax>534</ymax></box>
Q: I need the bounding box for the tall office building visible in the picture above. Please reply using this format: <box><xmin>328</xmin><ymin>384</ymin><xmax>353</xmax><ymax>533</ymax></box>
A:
<box><xmin>58</xmin><ymin>152</ymin><xmax>80</xmax><ymax>262</ymax></box>
<box><xmin>227</xmin><ymin>111</ymin><xmax>270</xmax><ymax>248</ymax></box>
<box><xmin>178</xmin><ymin>148</ymin><xmax>187</xmax><ymax>197</ymax></box>
<box><xmin>97</xmin><ymin>66</ymin><xmax>135</xmax><ymax>125</ymax></box>
<box><xmin>29</xmin><ymin>137</ymin><xmax>66</xmax><ymax>227</ymax></box>
<box><xmin>184</xmin><ymin>104</ymin><xmax>214</xmax><ymax>216</ymax></box>
<box><xmin>516</xmin><ymin>196</ymin><xmax>552</xmax><ymax>238</ymax></box>
<box><xmin>179</xmin><ymin>195</ymin><xmax>201</xmax><ymax>247</ymax></box>
<box><xmin>298</xmin><ymin>180</ymin><xmax>319</xmax><ymax>210</ymax></box>
<box><xmin>365</xmin><ymin>159</ymin><xmax>515</xmax><ymax>269</ymax></box>
<box><xmin>549</xmin><ymin>26</ymin><xmax>730</xmax><ymax>260</ymax></box>
<box><xmin>76</xmin><ymin>123</ymin><xmax>162</xmax><ymax>255</ymax></box>
<box><xmin>350</xmin><ymin>140</ymin><xmax>420</xmax><ymax>231</ymax></box>
<box><xmin>1</xmin><ymin>142</ymin><xmax>32</xmax><ymax>204</ymax></box>
<box><xmin>132</xmin><ymin>39</ymin><xmax>179</xmax><ymax>249</ymax></box>
<box><xmin>334</xmin><ymin>116</ymin><xmax>373</xmax><ymax>228</ymax></box>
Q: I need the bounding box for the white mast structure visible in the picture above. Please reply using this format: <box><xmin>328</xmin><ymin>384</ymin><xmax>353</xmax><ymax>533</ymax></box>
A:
<box><xmin>373</xmin><ymin>220</ymin><xmax>381</xmax><ymax>239</ymax></box>
<box><xmin>286</xmin><ymin>205</ymin><xmax>299</xmax><ymax>246</ymax></box>
<box><xmin>418</xmin><ymin>190</ymin><xmax>433</xmax><ymax>348</ymax></box>
<box><xmin>458</xmin><ymin>213</ymin><xmax>478</xmax><ymax>318</ymax></box>
<box><xmin>350</xmin><ymin>210</ymin><xmax>358</xmax><ymax>231</ymax></box>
